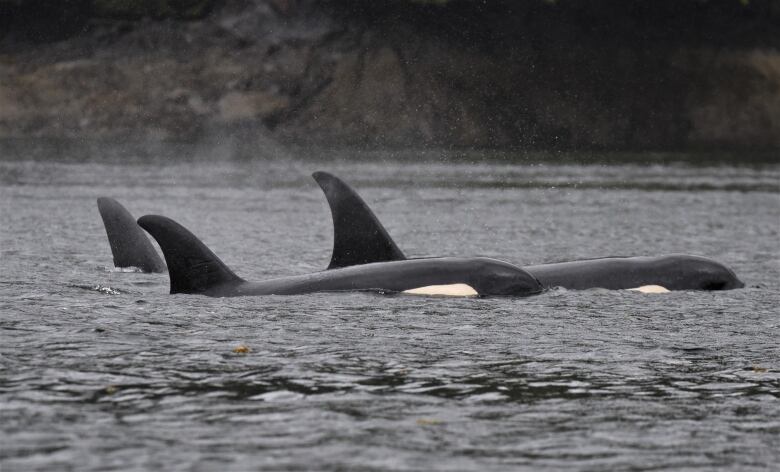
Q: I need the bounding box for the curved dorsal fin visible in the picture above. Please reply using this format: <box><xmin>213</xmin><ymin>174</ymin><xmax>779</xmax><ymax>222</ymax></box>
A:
<box><xmin>137</xmin><ymin>215</ymin><xmax>244</xmax><ymax>294</ymax></box>
<box><xmin>312</xmin><ymin>172</ymin><xmax>406</xmax><ymax>269</ymax></box>
<box><xmin>97</xmin><ymin>197</ymin><xmax>166</xmax><ymax>273</ymax></box>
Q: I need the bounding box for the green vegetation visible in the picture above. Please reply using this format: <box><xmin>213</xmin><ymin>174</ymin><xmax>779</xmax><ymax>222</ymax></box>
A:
<box><xmin>91</xmin><ymin>0</ymin><xmax>214</xmax><ymax>20</ymax></box>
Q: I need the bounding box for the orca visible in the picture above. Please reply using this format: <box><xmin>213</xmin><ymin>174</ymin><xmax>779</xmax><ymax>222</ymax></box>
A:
<box><xmin>524</xmin><ymin>255</ymin><xmax>744</xmax><ymax>291</ymax></box>
<box><xmin>311</xmin><ymin>172</ymin><xmax>745</xmax><ymax>291</ymax></box>
<box><xmin>136</xmin><ymin>215</ymin><xmax>543</xmax><ymax>297</ymax></box>
<box><xmin>97</xmin><ymin>197</ymin><xmax>166</xmax><ymax>273</ymax></box>
<box><xmin>313</xmin><ymin>171</ymin><xmax>405</xmax><ymax>269</ymax></box>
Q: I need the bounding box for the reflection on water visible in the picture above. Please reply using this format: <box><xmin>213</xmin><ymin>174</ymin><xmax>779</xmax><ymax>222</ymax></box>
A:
<box><xmin>1</xmin><ymin>142</ymin><xmax>779</xmax><ymax>471</ymax></box>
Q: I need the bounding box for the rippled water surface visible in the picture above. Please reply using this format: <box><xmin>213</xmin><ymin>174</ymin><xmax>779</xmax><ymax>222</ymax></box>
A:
<box><xmin>1</xmin><ymin>146</ymin><xmax>779</xmax><ymax>471</ymax></box>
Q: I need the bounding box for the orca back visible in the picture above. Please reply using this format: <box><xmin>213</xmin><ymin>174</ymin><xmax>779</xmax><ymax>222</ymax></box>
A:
<box><xmin>313</xmin><ymin>171</ymin><xmax>406</xmax><ymax>269</ymax></box>
<box><xmin>97</xmin><ymin>197</ymin><xmax>166</xmax><ymax>273</ymax></box>
<box><xmin>137</xmin><ymin>215</ymin><xmax>244</xmax><ymax>294</ymax></box>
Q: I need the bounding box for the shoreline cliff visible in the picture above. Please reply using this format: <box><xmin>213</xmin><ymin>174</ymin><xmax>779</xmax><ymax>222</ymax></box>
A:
<box><xmin>2</xmin><ymin>0</ymin><xmax>779</xmax><ymax>152</ymax></box>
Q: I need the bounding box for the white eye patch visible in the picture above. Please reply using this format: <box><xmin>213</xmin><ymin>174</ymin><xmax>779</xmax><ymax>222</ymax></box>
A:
<box><xmin>403</xmin><ymin>283</ymin><xmax>478</xmax><ymax>297</ymax></box>
<box><xmin>627</xmin><ymin>285</ymin><xmax>670</xmax><ymax>293</ymax></box>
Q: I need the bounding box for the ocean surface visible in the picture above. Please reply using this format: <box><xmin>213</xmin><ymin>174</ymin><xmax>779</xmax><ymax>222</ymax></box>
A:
<box><xmin>1</xmin><ymin>144</ymin><xmax>779</xmax><ymax>471</ymax></box>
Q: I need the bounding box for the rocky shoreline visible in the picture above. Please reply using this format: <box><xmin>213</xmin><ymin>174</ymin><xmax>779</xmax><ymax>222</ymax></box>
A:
<box><xmin>1</xmin><ymin>0</ymin><xmax>779</xmax><ymax>151</ymax></box>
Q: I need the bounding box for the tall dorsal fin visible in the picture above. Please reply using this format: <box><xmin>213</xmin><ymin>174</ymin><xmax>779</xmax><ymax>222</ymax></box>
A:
<box><xmin>97</xmin><ymin>197</ymin><xmax>166</xmax><ymax>273</ymax></box>
<box><xmin>137</xmin><ymin>215</ymin><xmax>244</xmax><ymax>294</ymax></box>
<box><xmin>312</xmin><ymin>171</ymin><xmax>406</xmax><ymax>269</ymax></box>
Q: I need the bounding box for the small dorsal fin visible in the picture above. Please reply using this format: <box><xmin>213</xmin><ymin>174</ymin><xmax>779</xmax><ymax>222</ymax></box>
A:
<box><xmin>312</xmin><ymin>172</ymin><xmax>406</xmax><ymax>269</ymax></box>
<box><xmin>97</xmin><ymin>197</ymin><xmax>166</xmax><ymax>273</ymax></box>
<box><xmin>137</xmin><ymin>215</ymin><xmax>244</xmax><ymax>294</ymax></box>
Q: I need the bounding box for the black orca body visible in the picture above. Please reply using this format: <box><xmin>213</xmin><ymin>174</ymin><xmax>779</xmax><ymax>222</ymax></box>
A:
<box><xmin>312</xmin><ymin>172</ymin><xmax>744</xmax><ymax>291</ymax></box>
<box><xmin>137</xmin><ymin>215</ymin><xmax>543</xmax><ymax>297</ymax></box>
<box><xmin>525</xmin><ymin>255</ymin><xmax>744</xmax><ymax>291</ymax></box>
<box><xmin>97</xmin><ymin>197</ymin><xmax>166</xmax><ymax>273</ymax></box>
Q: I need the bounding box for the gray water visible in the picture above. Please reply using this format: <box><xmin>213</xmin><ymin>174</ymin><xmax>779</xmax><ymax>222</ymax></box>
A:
<box><xmin>1</xmin><ymin>147</ymin><xmax>779</xmax><ymax>471</ymax></box>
